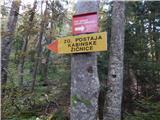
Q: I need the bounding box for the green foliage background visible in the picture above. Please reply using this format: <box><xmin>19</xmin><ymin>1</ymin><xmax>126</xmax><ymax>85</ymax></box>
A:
<box><xmin>1</xmin><ymin>0</ymin><xmax>160</xmax><ymax>120</ymax></box>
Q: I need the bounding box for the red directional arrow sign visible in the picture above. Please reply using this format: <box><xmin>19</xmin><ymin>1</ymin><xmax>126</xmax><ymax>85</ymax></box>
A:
<box><xmin>48</xmin><ymin>40</ymin><xmax>58</xmax><ymax>53</ymax></box>
<box><xmin>72</xmin><ymin>12</ymin><xmax>99</xmax><ymax>35</ymax></box>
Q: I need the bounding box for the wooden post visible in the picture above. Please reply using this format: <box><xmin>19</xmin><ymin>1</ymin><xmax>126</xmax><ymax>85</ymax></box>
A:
<box><xmin>70</xmin><ymin>0</ymin><xmax>100</xmax><ymax>120</ymax></box>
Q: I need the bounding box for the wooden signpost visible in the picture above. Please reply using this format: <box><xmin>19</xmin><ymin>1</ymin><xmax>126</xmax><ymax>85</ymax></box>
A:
<box><xmin>48</xmin><ymin>32</ymin><xmax>107</xmax><ymax>54</ymax></box>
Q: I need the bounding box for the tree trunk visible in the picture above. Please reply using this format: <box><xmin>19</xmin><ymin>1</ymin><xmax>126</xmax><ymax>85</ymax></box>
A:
<box><xmin>1</xmin><ymin>0</ymin><xmax>20</xmax><ymax>95</ymax></box>
<box><xmin>70</xmin><ymin>1</ymin><xmax>100</xmax><ymax>120</ymax></box>
<box><xmin>98</xmin><ymin>79</ymin><xmax>106</xmax><ymax>120</ymax></box>
<box><xmin>31</xmin><ymin>30</ymin><xmax>43</xmax><ymax>92</ymax></box>
<box><xmin>129</xmin><ymin>68</ymin><xmax>142</xmax><ymax>98</ymax></box>
<box><xmin>103</xmin><ymin>1</ymin><xmax>125</xmax><ymax>120</ymax></box>
<box><xmin>41</xmin><ymin>5</ymin><xmax>54</xmax><ymax>88</ymax></box>
<box><xmin>41</xmin><ymin>51</ymin><xmax>50</xmax><ymax>85</ymax></box>
<box><xmin>31</xmin><ymin>4</ymin><xmax>48</xmax><ymax>92</ymax></box>
<box><xmin>18</xmin><ymin>1</ymin><xmax>37</xmax><ymax>87</ymax></box>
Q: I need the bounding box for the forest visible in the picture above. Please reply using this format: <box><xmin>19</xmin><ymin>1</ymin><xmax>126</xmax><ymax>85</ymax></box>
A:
<box><xmin>1</xmin><ymin>0</ymin><xmax>160</xmax><ymax>120</ymax></box>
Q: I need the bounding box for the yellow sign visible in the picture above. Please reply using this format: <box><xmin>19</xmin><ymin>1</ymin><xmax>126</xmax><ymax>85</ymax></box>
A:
<box><xmin>48</xmin><ymin>32</ymin><xmax>107</xmax><ymax>54</ymax></box>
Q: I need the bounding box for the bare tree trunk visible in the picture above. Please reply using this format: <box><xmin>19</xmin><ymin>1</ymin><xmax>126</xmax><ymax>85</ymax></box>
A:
<box><xmin>70</xmin><ymin>1</ymin><xmax>100</xmax><ymax>120</ymax></box>
<box><xmin>41</xmin><ymin>49</ymin><xmax>50</xmax><ymax>88</ymax></box>
<box><xmin>31</xmin><ymin>4</ymin><xmax>48</xmax><ymax>92</ymax></box>
<box><xmin>41</xmin><ymin>6</ymin><xmax>54</xmax><ymax>88</ymax></box>
<box><xmin>1</xmin><ymin>0</ymin><xmax>20</xmax><ymax>95</ymax></box>
<box><xmin>123</xmin><ymin>67</ymin><xmax>141</xmax><ymax>113</ymax></box>
<box><xmin>129</xmin><ymin>68</ymin><xmax>141</xmax><ymax>99</ymax></box>
<box><xmin>103</xmin><ymin>1</ymin><xmax>125</xmax><ymax>120</ymax></box>
<box><xmin>31</xmin><ymin>30</ymin><xmax>43</xmax><ymax>92</ymax></box>
<box><xmin>41</xmin><ymin>51</ymin><xmax>50</xmax><ymax>85</ymax></box>
<box><xmin>18</xmin><ymin>1</ymin><xmax>37</xmax><ymax>87</ymax></box>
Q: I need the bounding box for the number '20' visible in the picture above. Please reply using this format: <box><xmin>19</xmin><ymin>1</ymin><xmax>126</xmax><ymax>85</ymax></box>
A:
<box><xmin>64</xmin><ymin>39</ymin><xmax>71</xmax><ymax>44</ymax></box>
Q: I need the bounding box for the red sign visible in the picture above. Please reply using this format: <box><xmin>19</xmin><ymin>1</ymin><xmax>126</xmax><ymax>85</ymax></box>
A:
<box><xmin>72</xmin><ymin>12</ymin><xmax>99</xmax><ymax>35</ymax></box>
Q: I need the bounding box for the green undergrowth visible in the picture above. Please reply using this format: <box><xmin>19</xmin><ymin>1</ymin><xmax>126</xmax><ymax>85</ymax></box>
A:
<box><xmin>124</xmin><ymin>99</ymin><xmax>160</xmax><ymax>120</ymax></box>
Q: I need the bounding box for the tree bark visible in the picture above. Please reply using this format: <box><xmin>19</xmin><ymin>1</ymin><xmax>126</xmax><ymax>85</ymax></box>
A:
<box><xmin>18</xmin><ymin>0</ymin><xmax>37</xmax><ymax>87</ymax></box>
<box><xmin>31</xmin><ymin>3</ymin><xmax>48</xmax><ymax>92</ymax></box>
<box><xmin>103</xmin><ymin>1</ymin><xmax>125</xmax><ymax>120</ymax></box>
<box><xmin>1</xmin><ymin>0</ymin><xmax>20</xmax><ymax>95</ymax></box>
<box><xmin>41</xmin><ymin>3</ymin><xmax>54</xmax><ymax>88</ymax></box>
<box><xmin>70</xmin><ymin>1</ymin><xmax>100</xmax><ymax>120</ymax></box>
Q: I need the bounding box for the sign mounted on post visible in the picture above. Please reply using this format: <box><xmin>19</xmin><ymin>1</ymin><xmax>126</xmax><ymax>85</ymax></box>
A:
<box><xmin>72</xmin><ymin>12</ymin><xmax>99</xmax><ymax>35</ymax></box>
<box><xmin>48</xmin><ymin>32</ymin><xmax>107</xmax><ymax>54</ymax></box>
